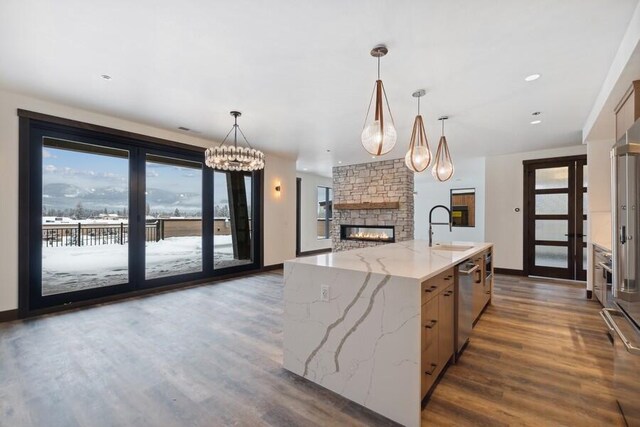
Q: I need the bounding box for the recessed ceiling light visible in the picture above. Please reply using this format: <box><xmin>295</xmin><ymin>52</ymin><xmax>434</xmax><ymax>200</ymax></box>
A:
<box><xmin>530</xmin><ymin>120</ymin><xmax>542</xmax><ymax>125</ymax></box>
<box><xmin>303</xmin><ymin>168</ymin><xmax>308</xmax><ymax>171</ymax></box>
<box><xmin>338</xmin><ymin>161</ymin><xmax>342</xmax><ymax>164</ymax></box>
<box><xmin>101</xmin><ymin>74</ymin><xmax>112</xmax><ymax>80</ymax></box>
<box><xmin>524</xmin><ymin>74</ymin><xmax>541</xmax><ymax>82</ymax></box>
<box><xmin>371</xmin><ymin>156</ymin><xmax>376</xmax><ymax>159</ymax></box>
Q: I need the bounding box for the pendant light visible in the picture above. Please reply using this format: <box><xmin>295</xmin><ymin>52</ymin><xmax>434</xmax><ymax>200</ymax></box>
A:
<box><xmin>361</xmin><ymin>44</ymin><xmax>397</xmax><ymax>156</ymax></box>
<box><xmin>405</xmin><ymin>89</ymin><xmax>431</xmax><ymax>173</ymax></box>
<box><xmin>431</xmin><ymin>116</ymin><xmax>454</xmax><ymax>181</ymax></box>
<box><xmin>205</xmin><ymin>111</ymin><xmax>265</xmax><ymax>172</ymax></box>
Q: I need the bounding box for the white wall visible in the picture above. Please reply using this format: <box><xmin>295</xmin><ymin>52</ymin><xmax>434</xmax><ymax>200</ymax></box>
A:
<box><xmin>263</xmin><ymin>154</ymin><xmax>297</xmax><ymax>266</ymax></box>
<box><xmin>0</xmin><ymin>89</ymin><xmax>296</xmax><ymax>312</ymax></box>
<box><xmin>485</xmin><ymin>145</ymin><xmax>588</xmax><ymax>271</ymax></box>
<box><xmin>586</xmin><ymin>138</ymin><xmax>613</xmax><ymax>291</ymax></box>
<box><xmin>297</xmin><ymin>171</ymin><xmax>332</xmax><ymax>253</ymax></box>
<box><xmin>414</xmin><ymin>157</ymin><xmax>486</xmax><ymax>244</ymax></box>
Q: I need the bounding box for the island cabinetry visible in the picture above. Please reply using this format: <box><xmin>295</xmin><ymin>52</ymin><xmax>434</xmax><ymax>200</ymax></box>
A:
<box><xmin>420</xmin><ymin>267</ymin><xmax>455</xmax><ymax>399</ymax></box>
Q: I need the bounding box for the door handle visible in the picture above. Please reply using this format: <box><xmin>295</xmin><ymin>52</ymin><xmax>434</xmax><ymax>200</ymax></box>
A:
<box><xmin>459</xmin><ymin>265</ymin><xmax>479</xmax><ymax>275</ymax></box>
<box><xmin>601</xmin><ymin>308</ymin><xmax>640</xmax><ymax>355</ymax></box>
<box><xmin>621</xmin><ymin>226</ymin><xmax>627</xmax><ymax>245</ymax></box>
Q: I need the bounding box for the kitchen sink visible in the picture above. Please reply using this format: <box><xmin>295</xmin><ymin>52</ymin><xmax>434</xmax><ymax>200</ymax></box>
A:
<box><xmin>432</xmin><ymin>244</ymin><xmax>473</xmax><ymax>251</ymax></box>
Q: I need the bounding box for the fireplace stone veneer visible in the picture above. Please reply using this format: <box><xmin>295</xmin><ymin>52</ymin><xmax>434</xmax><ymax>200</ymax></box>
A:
<box><xmin>332</xmin><ymin>159</ymin><xmax>414</xmax><ymax>252</ymax></box>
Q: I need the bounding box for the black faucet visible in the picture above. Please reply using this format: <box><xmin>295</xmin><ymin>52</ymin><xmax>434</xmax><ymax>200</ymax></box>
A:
<box><xmin>428</xmin><ymin>205</ymin><xmax>452</xmax><ymax>247</ymax></box>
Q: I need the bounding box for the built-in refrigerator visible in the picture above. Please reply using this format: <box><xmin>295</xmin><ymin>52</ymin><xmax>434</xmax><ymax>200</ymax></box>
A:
<box><xmin>601</xmin><ymin>119</ymin><xmax>640</xmax><ymax>425</ymax></box>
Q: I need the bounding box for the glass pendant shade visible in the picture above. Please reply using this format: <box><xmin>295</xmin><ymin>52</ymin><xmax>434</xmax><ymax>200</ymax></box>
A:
<box><xmin>361</xmin><ymin>80</ymin><xmax>397</xmax><ymax>155</ymax></box>
<box><xmin>432</xmin><ymin>135</ymin><xmax>454</xmax><ymax>181</ymax></box>
<box><xmin>405</xmin><ymin>114</ymin><xmax>431</xmax><ymax>172</ymax></box>
<box><xmin>205</xmin><ymin>111</ymin><xmax>265</xmax><ymax>172</ymax></box>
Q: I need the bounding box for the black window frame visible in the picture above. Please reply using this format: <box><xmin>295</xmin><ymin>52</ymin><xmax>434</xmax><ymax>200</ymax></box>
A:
<box><xmin>317</xmin><ymin>186</ymin><xmax>332</xmax><ymax>240</ymax></box>
<box><xmin>18</xmin><ymin>110</ymin><xmax>263</xmax><ymax>316</ymax></box>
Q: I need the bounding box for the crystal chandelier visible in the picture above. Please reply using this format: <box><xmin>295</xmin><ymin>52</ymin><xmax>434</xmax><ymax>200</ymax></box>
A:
<box><xmin>432</xmin><ymin>116</ymin><xmax>454</xmax><ymax>182</ymax></box>
<box><xmin>205</xmin><ymin>111</ymin><xmax>265</xmax><ymax>171</ymax></box>
<box><xmin>361</xmin><ymin>44</ymin><xmax>397</xmax><ymax>156</ymax></box>
<box><xmin>405</xmin><ymin>89</ymin><xmax>432</xmax><ymax>173</ymax></box>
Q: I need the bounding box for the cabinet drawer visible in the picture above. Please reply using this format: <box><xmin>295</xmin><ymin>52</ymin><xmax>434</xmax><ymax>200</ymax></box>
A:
<box><xmin>421</xmin><ymin>342</ymin><xmax>439</xmax><ymax>398</ymax></box>
<box><xmin>421</xmin><ymin>268</ymin><xmax>454</xmax><ymax>304</ymax></box>
<box><xmin>421</xmin><ymin>297</ymin><xmax>439</xmax><ymax>352</ymax></box>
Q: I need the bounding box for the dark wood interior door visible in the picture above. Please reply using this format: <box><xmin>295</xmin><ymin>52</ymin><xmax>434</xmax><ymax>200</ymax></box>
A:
<box><xmin>523</xmin><ymin>155</ymin><xmax>587</xmax><ymax>281</ymax></box>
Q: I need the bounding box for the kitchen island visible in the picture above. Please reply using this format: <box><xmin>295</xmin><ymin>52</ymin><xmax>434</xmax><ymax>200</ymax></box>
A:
<box><xmin>283</xmin><ymin>240</ymin><xmax>493</xmax><ymax>427</ymax></box>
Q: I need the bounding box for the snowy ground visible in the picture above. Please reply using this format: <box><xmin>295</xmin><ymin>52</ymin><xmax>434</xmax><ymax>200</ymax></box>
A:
<box><xmin>42</xmin><ymin>235</ymin><xmax>252</xmax><ymax>295</ymax></box>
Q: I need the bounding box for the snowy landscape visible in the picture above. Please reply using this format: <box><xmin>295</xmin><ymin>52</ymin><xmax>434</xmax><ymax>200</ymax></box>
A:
<box><xmin>42</xmin><ymin>235</ymin><xmax>249</xmax><ymax>295</ymax></box>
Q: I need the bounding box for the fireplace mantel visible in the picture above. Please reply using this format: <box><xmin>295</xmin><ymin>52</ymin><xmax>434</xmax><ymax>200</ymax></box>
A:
<box><xmin>334</xmin><ymin>201</ymin><xmax>400</xmax><ymax>210</ymax></box>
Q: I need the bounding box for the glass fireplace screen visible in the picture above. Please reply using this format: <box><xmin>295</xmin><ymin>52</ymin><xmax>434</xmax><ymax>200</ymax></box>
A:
<box><xmin>340</xmin><ymin>225</ymin><xmax>395</xmax><ymax>243</ymax></box>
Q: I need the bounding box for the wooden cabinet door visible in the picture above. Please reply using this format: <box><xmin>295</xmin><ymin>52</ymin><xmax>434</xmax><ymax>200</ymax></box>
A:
<box><xmin>438</xmin><ymin>284</ymin><xmax>455</xmax><ymax>368</ymax></box>
<box><xmin>421</xmin><ymin>296</ymin><xmax>439</xmax><ymax>352</ymax></box>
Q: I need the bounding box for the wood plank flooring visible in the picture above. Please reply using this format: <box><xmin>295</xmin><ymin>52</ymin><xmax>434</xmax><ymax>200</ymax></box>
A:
<box><xmin>0</xmin><ymin>273</ymin><xmax>624</xmax><ymax>426</ymax></box>
<box><xmin>423</xmin><ymin>275</ymin><xmax>623</xmax><ymax>427</ymax></box>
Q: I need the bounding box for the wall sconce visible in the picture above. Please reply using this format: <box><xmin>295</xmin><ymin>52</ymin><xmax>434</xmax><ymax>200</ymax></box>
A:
<box><xmin>275</xmin><ymin>185</ymin><xmax>281</xmax><ymax>192</ymax></box>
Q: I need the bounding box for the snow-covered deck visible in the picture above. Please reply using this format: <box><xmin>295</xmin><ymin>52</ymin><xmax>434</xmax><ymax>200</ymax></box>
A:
<box><xmin>42</xmin><ymin>236</ymin><xmax>252</xmax><ymax>295</ymax></box>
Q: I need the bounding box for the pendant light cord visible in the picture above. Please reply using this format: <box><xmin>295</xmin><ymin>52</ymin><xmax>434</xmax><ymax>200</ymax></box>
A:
<box><xmin>417</xmin><ymin>96</ymin><xmax>421</xmax><ymax>115</ymax></box>
<box><xmin>217</xmin><ymin>116</ymin><xmax>254</xmax><ymax>149</ymax></box>
<box><xmin>377</xmin><ymin>56</ymin><xmax>381</xmax><ymax>80</ymax></box>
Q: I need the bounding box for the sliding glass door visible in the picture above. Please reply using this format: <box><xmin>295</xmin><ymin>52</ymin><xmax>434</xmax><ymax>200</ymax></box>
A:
<box><xmin>145</xmin><ymin>154</ymin><xmax>203</xmax><ymax>280</ymax></box>
<box><xmin>214</xmin><ymin>171</ymin><xmax>254</xmax><ymax>270</ymax></box>
<box><xmin>41</xmin><ymin>138</ymin><xmax>131</xmax><ymax>296</ymax></box>
<box><xmin>22</xmin><ymin>114</ymin><xmax>262</xmax><ymax>313</ymax></box>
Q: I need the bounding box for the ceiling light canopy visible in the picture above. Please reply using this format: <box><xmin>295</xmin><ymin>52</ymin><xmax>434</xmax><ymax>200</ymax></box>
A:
<box><xmin>361</xmin><ymin>44</ymin><xmax>397</xmax><ymax>156</ymax></box>
<box><xmin>205</xmin><ymin>111</ymin><xmax>265</xmax><ymax>171</ymax></box>
<box><xmin>405</xmin><ymin>89</ymin><xmax>431</xmax><ymax>173</ymax></box>
<box><xmin>432</xmin><ymin>116</ymin><xmax>454</xmax><ymax>182</ymax></box>
<box><xmin>524</xmin><ymin>73</ymin><xmax>541</xmax><ymax>82</ymax></box>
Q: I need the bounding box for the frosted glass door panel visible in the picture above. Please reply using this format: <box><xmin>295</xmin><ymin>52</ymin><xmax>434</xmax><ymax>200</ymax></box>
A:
<box><xmin>535</xmin><ymin>167</ymin><xmax>569</xmax><ymax>189</ymax></box>
<box><xmin>535</xmin><ymin>246</ymin><xmax>568</xmax><ymax>269</ymax></box>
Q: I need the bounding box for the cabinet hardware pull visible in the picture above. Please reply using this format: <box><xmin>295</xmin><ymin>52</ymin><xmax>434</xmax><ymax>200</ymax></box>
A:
<box><xmin>425</xmin><ymin>363</ymin><xmax>438</xmax><ymax>375</ymax></box>
<box><xmin>424</xmin><ymin>288</ymin><xmax>432</xmax><ymax>293</ymax></box>
<box><xmin>424</xmin><ymin>320</ymin><xmax>438</xmax><ymax>329</ymax></box>
<box><xmin>485</xmin><ymin>291</ymin><xmax>491</xmax><ymax>295</ymax></box>
<box><xmin>430</xmin><ymin>285</ymin><xmax>438</xmax><ymax>289</ymax></box>
<box><xmin>444</xmin><ymin>291</ymin><xmax>452</xmax><ymax>296</ymax></box>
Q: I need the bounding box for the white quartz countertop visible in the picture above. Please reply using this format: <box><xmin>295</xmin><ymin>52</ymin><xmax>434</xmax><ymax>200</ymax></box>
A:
<box><xmin>288</xmin><ymin>240</ymin><xmax>492</xmax><ymax>282</ymax></box>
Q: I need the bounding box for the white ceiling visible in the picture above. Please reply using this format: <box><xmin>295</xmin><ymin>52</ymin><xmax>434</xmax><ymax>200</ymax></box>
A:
<box><xmin>0</xmin><ymin>0</ymin><xmax>637</xmax><ymax>176</ymax></box>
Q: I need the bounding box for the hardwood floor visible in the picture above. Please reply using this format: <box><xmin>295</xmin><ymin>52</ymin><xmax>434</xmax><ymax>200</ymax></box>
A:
<box><xmin>423</xmin><ymin>275</ymin><xmax>624</xmax><ymax>427</ymax></box>
<box><xmin>0</xmin><ymin>273</ymin><xmax>624</xmax><ymax>426</ymax></box>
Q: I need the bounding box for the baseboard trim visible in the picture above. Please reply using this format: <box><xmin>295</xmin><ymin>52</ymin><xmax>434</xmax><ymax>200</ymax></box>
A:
<box><xmin>262</xmin><ymin>263</ymin><xmax>284</xmax><ymax>271</ymax></box>
<box><xmin>587</xmin><ymin>289</ymin><xmax>593</xmax><ymax>299</ymax></box>
<box><xmin>0</xmin><ymin>309</ymin><xmax>19</xmax><ymax>323</ymax></box>
<box><xmin>297</xmin><ymin>248</ymin><xmax>332</xmax><ymax>257</ymax></box>
<box><xmin>495</xmin><ymin>268</ymin><xmax>526</xmax><ymax>276</ymax></box>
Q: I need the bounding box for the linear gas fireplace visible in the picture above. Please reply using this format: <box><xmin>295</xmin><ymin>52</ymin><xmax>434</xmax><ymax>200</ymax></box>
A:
<box><xmin>340</xmin><ymin>225</ymin><xmax>395</xmax><ymax>243</ymax></box>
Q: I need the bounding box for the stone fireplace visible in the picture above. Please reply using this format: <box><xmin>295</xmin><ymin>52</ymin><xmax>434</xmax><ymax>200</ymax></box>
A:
<box><xmin>332</xmin><ymin>158</ymin><xmax>414</xmax><ymax>252</ymax></box>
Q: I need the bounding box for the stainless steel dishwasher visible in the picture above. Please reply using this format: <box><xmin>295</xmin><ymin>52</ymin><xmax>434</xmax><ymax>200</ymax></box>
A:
<box><xmin>456</xmin><ymin>259</ymin><xmax>479</xmax><ymax>359</ymax></box>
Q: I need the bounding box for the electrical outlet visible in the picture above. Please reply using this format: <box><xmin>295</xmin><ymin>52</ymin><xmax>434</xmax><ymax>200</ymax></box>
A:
<box><xmin>320</xmin><ymin>285</ymin><xmax>330</xmax><ymax>302</ymax></box>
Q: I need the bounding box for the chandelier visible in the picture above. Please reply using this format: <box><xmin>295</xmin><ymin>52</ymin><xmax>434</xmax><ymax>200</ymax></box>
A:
<box><xmin>405</xmin><ymin>89</ymin><xmax>432</xmax><ymax>173</ymax></box>
<box><xmin>205</xmin><ymin>111</ymin><xmax>265</xmax><ymax>171</ymax></box>
<box><xmin>432</xmin><ymin>116</ymin><xmax>454</xmax><ymax>181</ymax></box>
<box><xmin>361</xmin><ymin>44</ymin><xmax>397</xmax><ymax>156</ymax></box>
